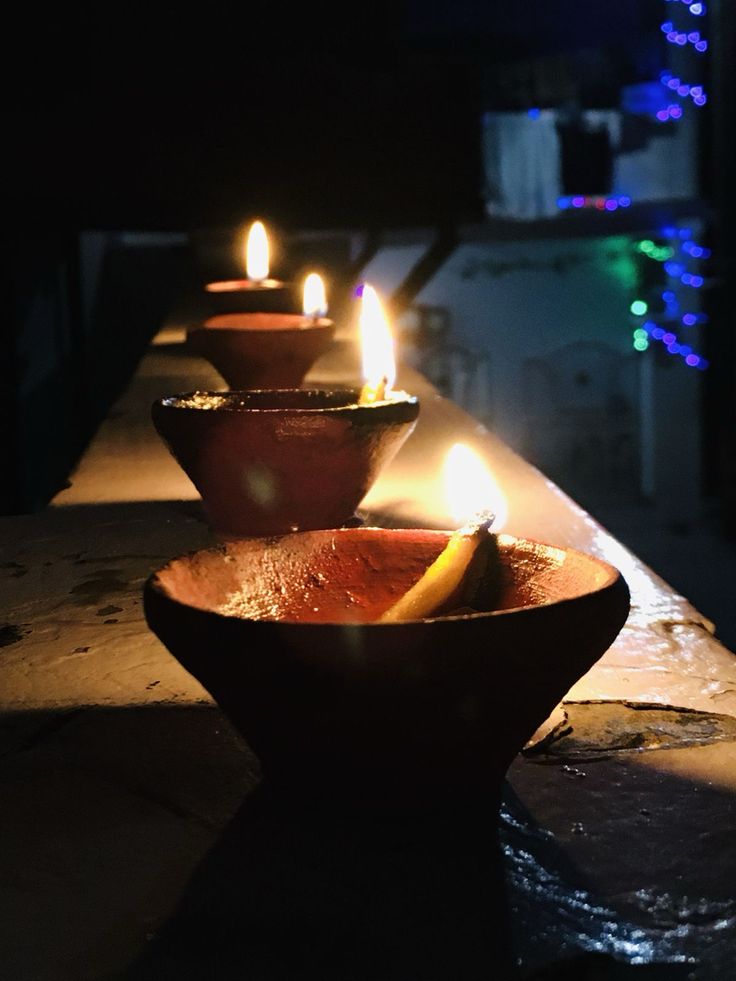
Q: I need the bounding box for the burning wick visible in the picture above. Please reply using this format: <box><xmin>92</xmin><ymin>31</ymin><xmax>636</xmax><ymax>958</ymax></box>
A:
<box><xmin>380</xmin><ymin>444</ymin><xmax>507</xmax><ymax>622</ymax></box>
<box><xmin>379</xmin><ymin>511</ymin><xmax>498</xmax><ymax>622</ymax></box>
<box><xmin>360</xmin><ymin>376</ymin><xmax>388</xmax><ymax>404</ymax></box>
<box><xmin>358</xmin><ymin>284</ymin><xmax>395</xmax><ymax>405</ymax></box>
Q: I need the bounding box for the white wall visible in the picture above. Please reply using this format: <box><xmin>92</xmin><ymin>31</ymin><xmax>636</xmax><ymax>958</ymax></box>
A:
<box><xmin>367</xmin><ymin>236</ymin><xmax>638</xmax><ymax>449</ymax></box>
<box><xmin>362</xmin><ymin>233</ymin><xmax>704</xmax><ymax>515</ymax></box>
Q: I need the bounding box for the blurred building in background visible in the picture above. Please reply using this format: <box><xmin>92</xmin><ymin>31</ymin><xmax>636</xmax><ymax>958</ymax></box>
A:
<box><xmin>5</xmin><ymin>1</ymin><xmax>733</xmax><ymax>541</ymax></box>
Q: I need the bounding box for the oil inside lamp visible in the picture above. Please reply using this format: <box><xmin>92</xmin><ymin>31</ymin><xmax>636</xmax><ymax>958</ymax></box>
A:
<box><xmin>358</xmin><ymin>284</ymin><xmax>396</xmax><ymax>404</ymax></box>
<box><xmin>379</xmin><ymin>444</ymin><xmax>507</xmax><ymax>622</ymax></box>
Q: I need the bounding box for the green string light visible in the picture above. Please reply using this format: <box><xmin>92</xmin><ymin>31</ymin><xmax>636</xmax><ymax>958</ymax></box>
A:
<box><xmin>635</xmin><ymin>239</ymin><xmax>674</xmax><ymax>262</ymax></box>
<box><xmin>632</xmin><ymin>325</ymin><xmax>649</xmax><ymax>351</ymax></box>
<box><xmin>630</xmin><ymin>299</ymin><xmax>649</xmax><ymax>315</ymax></box>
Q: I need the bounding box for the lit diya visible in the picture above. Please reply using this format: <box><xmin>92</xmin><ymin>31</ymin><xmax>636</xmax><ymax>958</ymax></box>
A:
<box><xmin>153</xmin><ymin>284</ymin><xmax>418</xmax><ymax>537</ymax></box>
<box><xmin>188</xmin><ymin>271</ymin><xmax>336</xmax><ymax>390</ymax></box>
<box><xmin>144</xmin><ymin>444</ymin><xmax>630</xmax><ymax>805</ymax></box>
<box><xmin>203</xmin><ymin>219</ymin><xmax>297</xmax><ymax>313</ymax></box>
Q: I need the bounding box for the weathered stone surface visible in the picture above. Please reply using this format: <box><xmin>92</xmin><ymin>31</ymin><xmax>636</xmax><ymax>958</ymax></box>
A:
<box><xmin>1</xmin><ymin>324</ymin><xmax>733</xmax><ymax>979</ymax></box>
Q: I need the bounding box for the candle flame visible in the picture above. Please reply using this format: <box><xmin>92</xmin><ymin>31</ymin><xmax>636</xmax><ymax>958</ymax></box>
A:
<box><xmin>245</xmin><ymin>220</ymin><xmax>269</xmax><ymax>281</ymax></box>
<box><xmin>303</xmin><ymin>273</ymin><xmax>327</xmax><ymax>318</ymax></box>
<box><xmin>359</xmin><ymin>284</ymin><xmax>396</xmax><ymax>396</ymax></box>
<box><xmin>443</xmin><ymin>443</ymin><xmax>508</xmax><ymax>531</ymax></box>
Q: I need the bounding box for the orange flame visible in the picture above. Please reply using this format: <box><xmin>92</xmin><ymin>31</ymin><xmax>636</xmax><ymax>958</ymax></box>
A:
<box><xmin>245</xmin><ymin>220</ymin><xmax>269</xmax><ymax>281</ymax></box>
<box><xmin>442</xmin><ymin>443</ymin><xmax>508</xmax><ymax>530</ymax></box>
<box><xmin>303</xmin><ymin>273</ymin><xmax>327</xmax><ymax>318</ymax></box>
<box><xmin>359</xmin><ymin>284</ymin><xmax>396</xmax><ymax>395</ymax></box>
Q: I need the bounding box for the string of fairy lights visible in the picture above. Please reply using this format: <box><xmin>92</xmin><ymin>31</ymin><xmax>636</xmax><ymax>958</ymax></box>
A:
<box><xmin>629</xmin><ymin>226</ymin><xmax>710</xmax><ymax>370</ymax></box>
<box><xmin>630</xmin><ymin>0</ymin><xmax>711</xmax><ymax>369</ymax></box>
<box><xmin>522</xmin><ymin>2</ymin><xmax>712</xmax><ymax>369</ymax></box>
<box><xmin>557</xmin><ymin>195</ymin><xmax>631</xmax><ymax>212</ymax></box>
<box><xmin>553</xmin><ymin>1</ymin><xmax>712</xmax><ymax>370</ymax></box>
<box><xmin>656</xmin><ymin>1</ymin><xmax>707</xmax><ymax>122</ymax></box>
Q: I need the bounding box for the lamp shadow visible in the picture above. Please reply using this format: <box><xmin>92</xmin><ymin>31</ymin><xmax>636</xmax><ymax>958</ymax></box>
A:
<box><xmin>122</xmin><ymin>783</ymin><xmax>517</xmax><ymax>981</ymax></box>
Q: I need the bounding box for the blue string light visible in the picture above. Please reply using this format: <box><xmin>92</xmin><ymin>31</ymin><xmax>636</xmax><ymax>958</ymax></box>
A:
<box><xmin>643</xmin><ymin>6</ymin><xmax>713</xmax><ymax>365</ymax></box>
<box><xmin>664</xmin><ymin>260</ymin><xmax>685</xmax><ymax>277</ymax></box>
<box><xmin>664</xmin><ymin>0</ymin><xmax>706</xmax><ymax>11</ymax></box>
<box><xmin>632</xmin><ymin>219</ymin><xmax>711</xmax><ymax>368</ymax></box>
<box><xmin>662</xmin><ymin>23</ymin><xmax>708</xmax><ymax>50</ymax></box>
<box><xmin>664</xmin><ymin>226</ymin><xmax>690</xmax><ymax>239</ymax></box>
<box><xmin>656</xmin><ymin>104</ymin><xmax>684</xmax><ymax>122</ymax></box>
<box><xmin>557</xmin><ymin>194</ymin><xmax>631</xmax><ymax>211</ymax></box>
<box><xmin>655</xmin><ymin>0</ymin><xmax>709</xmax><ymax>121</ymax></box>
<box><xmin>680</xmin><ymin>272</ymin><xmax>704</xmax><ymax>288</ymax></box>
<box><xmin>638</xmin><ymin>320</ymin><xmax>709</xmax><ymax>369</ymax></box>
<box><xmin>657</xmin><ymin>74</ymin><xmax>708</xmax><ymax>112</ymax></box>
<box><xmin>681</xmin><ymin>240</ymin><xmax>711</xmax><ymax>258</ymax></box>
<box><xmin>682</xmin><ymin>312</ymin><xmax>709</xmax><ymax>325</ymax></box>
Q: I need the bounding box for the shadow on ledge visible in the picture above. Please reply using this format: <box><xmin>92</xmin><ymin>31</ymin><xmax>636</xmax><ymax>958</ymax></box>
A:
<box><xmin>118</xmin><ymin>775</ymin><xmax>702</xmax><ymax>981</ymax></box>
<box><xmin>0</xmin><ymin>703</ymin><xmax>720</xmax><ymax>980</ymax></box>
<box><xmin>120</xmin><ymin>783</ymin><xmax>516</xmax><ymax>981</ymax></box>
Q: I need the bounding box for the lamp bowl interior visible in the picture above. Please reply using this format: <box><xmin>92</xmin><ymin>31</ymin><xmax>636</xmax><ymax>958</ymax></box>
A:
<box><xmin>145</xmin><ymin>528</ymin><xmax>629</xmax><ymax>803</ymax></box>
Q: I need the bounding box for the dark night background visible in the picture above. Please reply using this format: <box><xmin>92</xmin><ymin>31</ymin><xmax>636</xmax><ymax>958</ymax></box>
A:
<box><xmin>5</xmin><ymin>1</ymin><xmax>735</xmax><ymax>526</ymax></box>
<box><xmin>12</xmin><ymin>1</ymin><xmax>671</xmax><ymax>231</ymax></box>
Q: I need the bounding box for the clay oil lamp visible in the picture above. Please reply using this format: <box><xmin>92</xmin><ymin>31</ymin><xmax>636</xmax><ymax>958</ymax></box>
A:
<box><xmin>144</xmin><ymin>443</ymin><xmax>629</xmax><ymax>806</ymax></box>
<box><xmin>152</xmin><ymin>284</ymin><xmax>419</xmax><ymax>537</ymax></box>
<box><xmin>203</xmin><ymin>219</ymin><xmax>297</xmax><ymax>313</ymax></box>
<box><xmin>188</xmin><ymin>270</ymin><xmax>336</xmax><ymax>390</ymax></box>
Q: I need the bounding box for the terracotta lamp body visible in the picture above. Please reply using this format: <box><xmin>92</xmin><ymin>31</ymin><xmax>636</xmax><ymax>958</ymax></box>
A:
<box><xmin>145</xmin><ymin>528</ymin><xmax>630</xmax><ymax>805</ymax></box>
<box><xmin>203</xmin><ymin>278</ymin><xmax>299</xmax><ymax>314</ymax></box>
<box><xmin>151</xmin><ymin>390</ymin><xmax>419</xmax><ymax>537</ymax></box>
<box><xmin>187</xmin><ymin>313</ymin><xmax>336</xmax><ymax>390</ymax></box>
